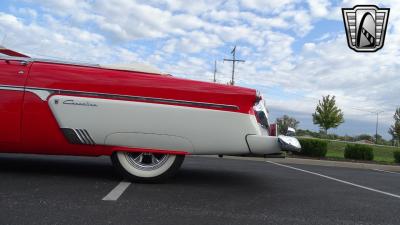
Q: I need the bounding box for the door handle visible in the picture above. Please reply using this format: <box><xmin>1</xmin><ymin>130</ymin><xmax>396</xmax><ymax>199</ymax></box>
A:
<box><xmin>20</xmin><ymin>61</ymin><xmax>28</xmax><ymax>66</ymax></box>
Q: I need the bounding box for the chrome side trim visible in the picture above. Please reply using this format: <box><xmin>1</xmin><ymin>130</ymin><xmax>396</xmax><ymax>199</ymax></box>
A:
<box><xmin>0</xmin><ymin>85</ymin><xmax>24</xmax><ymax>92</ymax></box>
<box><xmin>60</xmin><ymin>128</ymin><xmax>83</xmax><ymax>145</ymax></box>
<box><xmin>60</xmin><ymin>128</ymin><xmax>96</xmax><ymax>145</ymax></box>
<box><xmin>73</xmin><ymin>129</ymin><xmax>86</xmax><ymax>144</ymax></box>
<box><xmin>0</xmin><ymin>55</ymin><xmax>100</xmax><ymax>68</ymax></box>
<box><xmin>0</xmin><ymin>85</ymin><xmax>54</xmax><ymax>100</ymax></box>
<box><xmin>25</xmin><ymin>88</ymin><xmax>55</xmax><ymax>101</ymax></box>
<box><xmin>57</xmin><ymin>89</ymin><xmax>240</xmax><ymax>110</ymax></box>
<box><xmin>0</xmin><ymin>84</ymin><xmax>240</xmax><ymax>110</ymax></box>
<box><xmin>82</xmin><ymin>129</ymin><xmax>96</xmax><ymax>144</ymax></box>
<box><xmin>76</xmin><ymin>129</ymin><xmax>95</xmax><ymax>145</ymax></box>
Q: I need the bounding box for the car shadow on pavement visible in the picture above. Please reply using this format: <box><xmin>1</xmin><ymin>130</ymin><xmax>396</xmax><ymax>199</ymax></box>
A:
<box><xmin>170</xmin><ymin>167</ymin><xmax>266</xmax><ymax>191</ymax></box>
<box><xmin>0</xmin><ymin>154</ymin><xmax>119</xmax><ymax>181</ymax></box>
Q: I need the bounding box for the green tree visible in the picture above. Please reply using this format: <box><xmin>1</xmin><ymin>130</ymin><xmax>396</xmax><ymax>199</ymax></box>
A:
<box><xmin>276</xmin><ymin>115</ymin><xmax>299</xmax><ymax>135</ymax></box>
<box><xmin>312</xmin><ymin>95</ymin><xmax>344</xmax><ymax>134</ymax></box>
<box><xmin>388</xmin><ymin>107</ymin><xmax>400</xmax><ymax>146</ymax></box>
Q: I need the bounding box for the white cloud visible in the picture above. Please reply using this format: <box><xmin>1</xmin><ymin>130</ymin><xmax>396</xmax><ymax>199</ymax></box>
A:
<box><xmin>2</xmin><ymin>0</ymin><xmax>400</xmax><ymax>137</ymax></box>
<box><xmin>307</xmin><ymin>0</ymin><xmax>331</xmax><ymax>17</ymax></box>
<box><xmin>240</xmin><ymin>0</ymin><xmax>299</xmax><ymax>13</ymax></box>
<box><xmin>0</xmin><ymin>12</ymin><xmax>138</xmax><ymax>63</ymax></box>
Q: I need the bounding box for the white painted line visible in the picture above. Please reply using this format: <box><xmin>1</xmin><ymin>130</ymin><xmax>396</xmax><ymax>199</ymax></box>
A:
<box><xmin>267</xmin><ymin>161</ymin><xmax>400</xmax><ymax>200</ymax></box>
<box><xmin>102</xmin><ymin>181</ymin><xmax>131</xmax><ymax>201</ymax></box>
<box><xmin>373</xmin><ymin>168</ymin><xmax>400</xmax><ymax>175</ymax></box>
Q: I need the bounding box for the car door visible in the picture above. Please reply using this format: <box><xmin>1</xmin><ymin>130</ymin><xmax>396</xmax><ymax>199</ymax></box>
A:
<box><xmin>0</xmin><ymin>57</ymin><xmax>29</xmax><ymax>143</ymax></box>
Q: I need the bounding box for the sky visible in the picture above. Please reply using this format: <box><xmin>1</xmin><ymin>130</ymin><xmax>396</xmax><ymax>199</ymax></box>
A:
<box><xmin>0</xmin><ymin>0</ymin><xmax>399</xmax><ymax>139</ymax></box>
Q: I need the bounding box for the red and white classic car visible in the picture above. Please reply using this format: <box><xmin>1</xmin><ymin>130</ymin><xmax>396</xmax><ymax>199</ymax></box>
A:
<box><xmin>0</xmin><ymin>46</ymin><xmax>300</xmax><ymax>182</ymax></box>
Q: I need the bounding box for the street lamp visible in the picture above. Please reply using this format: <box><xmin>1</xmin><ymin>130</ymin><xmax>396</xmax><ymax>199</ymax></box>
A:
<box><xmin>353</xmin><ymin>108</ymin><xmax>384</xmax><ymax>144</ymax></box>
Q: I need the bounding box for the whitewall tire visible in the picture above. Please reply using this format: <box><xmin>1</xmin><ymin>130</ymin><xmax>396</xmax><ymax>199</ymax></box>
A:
<box><xmin>111</xmin><ymin>151</ymin><xmax>185</xmax><ymax>183</ymax></box>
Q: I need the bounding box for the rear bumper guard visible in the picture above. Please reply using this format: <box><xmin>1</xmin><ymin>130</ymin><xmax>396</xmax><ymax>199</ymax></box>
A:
<box><xmin>246</xmin><ymin>135</ymin><xmax>301</xmax><ymax>155</ymax></box>
<box><xmin>277</xmin><ymin>135</ymin><xmax>301</xmax><ymax>152</ymax></box>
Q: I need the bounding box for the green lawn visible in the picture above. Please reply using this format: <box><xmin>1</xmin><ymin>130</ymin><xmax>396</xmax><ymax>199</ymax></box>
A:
<box><xmin>325</xmin><ymin>140</ymin><xmax>399</xmax><ymax>164</ymax></box>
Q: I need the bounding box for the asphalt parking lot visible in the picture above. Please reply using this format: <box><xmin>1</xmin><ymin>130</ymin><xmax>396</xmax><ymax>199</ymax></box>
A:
<box><xmin>0</xmin><ymin>154</ymin><xmax>399</xmax><ymax>225</ymax></box>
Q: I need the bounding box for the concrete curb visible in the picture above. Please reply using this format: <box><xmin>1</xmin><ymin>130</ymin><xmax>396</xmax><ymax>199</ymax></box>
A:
<box><xmin>200</xmin><ymin>155</ymin><xmax>400</xmax><ymax>172</ymax></box>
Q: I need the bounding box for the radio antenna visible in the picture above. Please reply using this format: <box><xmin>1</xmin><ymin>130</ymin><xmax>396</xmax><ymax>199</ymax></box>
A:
<box><xmin>223</xmin><ymin>45</ymin><xmax>245</xmax><ymax>85</ymax></box>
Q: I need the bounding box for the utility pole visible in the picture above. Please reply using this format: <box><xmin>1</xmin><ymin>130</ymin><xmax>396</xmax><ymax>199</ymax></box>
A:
<box><xmin>375</xmin><ymin>110</ymin><xmax>384</xmax><ymax>144</ymax></box>
<box><xmin>213</xmin><ymin>60</ymin><xmax>217</xmax><ymax>83</ymax></box>
<box><xmin>224</xmin><ymin>46</ymin><xmax>245</xmax><ymax>85</ymax></box>
<box><xmin>353</xmin><ymin>108</ymin><xmax>384</xmax><ymax>144</ymax></box>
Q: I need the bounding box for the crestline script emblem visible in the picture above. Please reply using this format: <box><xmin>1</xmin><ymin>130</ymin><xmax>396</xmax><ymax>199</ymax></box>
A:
<box><xmin>63</xmin><ymin>99</ymin><xmax>98</xmax><ymax>107</ymax></box>
<box><xmin>342</xmin><ymin>5</ymin><xmax>390</xmax><ymax>52</ymax></box>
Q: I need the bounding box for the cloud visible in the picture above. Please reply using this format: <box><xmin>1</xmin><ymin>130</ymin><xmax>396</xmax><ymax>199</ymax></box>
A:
<box><xmin>0</xmin><ymin>12</ymin><xmax>139</xmax><ymax>63</ymax></box>
<box><xmin>1</xmin><ymin>0</ymin><xmax>399</xmax><ymax>137</ymax></box>
<box><xmin>307</xmin><ymin>0</ymin><xmax>331</xmax><ymax>17</ymax></box>
<box><xmin>240</xmin><ymin>0</ymin><xmax>299</xmax><ymax>13</ymax></box>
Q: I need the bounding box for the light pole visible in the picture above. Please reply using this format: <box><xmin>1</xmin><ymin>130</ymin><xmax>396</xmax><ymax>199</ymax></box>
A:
<box><xmin>353</xmin><ymin>108</ymin><xmax>384</xmax><ymax>144</ymax></box>
<box><xmin>374</xmin><ymin>110</ymin><xmax>384</xmax><ymax>144</ymax></box>
<box><xmin>213</xmin><ymin>60</ymin><xmax>217</xmax><ymax>83</ymax></box>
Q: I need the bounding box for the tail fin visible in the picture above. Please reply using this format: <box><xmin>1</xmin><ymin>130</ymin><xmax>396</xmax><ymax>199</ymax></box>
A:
<box><xmin>0</xmin><ymin>46</ymin><xmax>30</xmax><ymax>58</ymax></box>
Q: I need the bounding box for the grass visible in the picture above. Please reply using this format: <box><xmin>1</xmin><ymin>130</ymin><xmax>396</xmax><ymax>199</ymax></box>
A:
<box><xmin>324</xmin><ymin>140</ymin><xmax>399</xmax><ymax>164</ymax></box>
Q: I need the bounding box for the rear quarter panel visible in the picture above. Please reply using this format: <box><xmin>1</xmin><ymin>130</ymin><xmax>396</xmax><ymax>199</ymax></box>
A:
<box><xmin>19</xmin><ymin>62</ymin><xmax>259</xmax><ymax>155</ymax></box>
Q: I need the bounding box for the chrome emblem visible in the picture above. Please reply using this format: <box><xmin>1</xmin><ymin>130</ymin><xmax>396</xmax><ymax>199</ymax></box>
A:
<box><xmin>342</xmin><ymin>5</ymin><xmax>390</xmax><ymax>52</ymax></box>
<box><xmin>63</xmin><ymin>99</ymin><xmax>98</xmax><ymax>107</ymax></box>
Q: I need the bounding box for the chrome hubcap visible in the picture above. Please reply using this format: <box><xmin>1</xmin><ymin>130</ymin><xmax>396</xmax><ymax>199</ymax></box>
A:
<box><xmin>124</xmin><ymin>152</ymin><xmax>169</xmax><ymax>171</ymax></box>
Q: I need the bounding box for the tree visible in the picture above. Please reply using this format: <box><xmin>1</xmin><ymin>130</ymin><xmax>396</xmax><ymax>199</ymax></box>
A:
<box><xmin>276</xmin><ymin>115</ymin><xmax>299</xmax><ymax>135</ymax></box>
<box><xmin>312</xmin><ymin>95</ymin><xmax>344</xmax><ymax>134</ymax></box>
<box><xmin>388</xmin><ymin>107</ymin><xmax>400</xmax><ymax>146</ymax></box>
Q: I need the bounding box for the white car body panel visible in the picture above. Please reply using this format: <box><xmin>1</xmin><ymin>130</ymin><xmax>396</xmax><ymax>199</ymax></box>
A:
<box><xmin>48</xmin><ymin>95</ymin><xmax>278</xmax><ymax>155</ymax></box>
<box><xmin>246</xmin><ymin>135</ymin><xmax>281</xmax><ymax>154</ymax></box>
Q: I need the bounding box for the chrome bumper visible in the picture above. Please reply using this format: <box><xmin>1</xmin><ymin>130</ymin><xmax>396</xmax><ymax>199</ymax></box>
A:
<box><xmin>277</xmin><ymin>135</ymin><xmax>301</xmax><ymax>152</ymax></box>
<box><xmin>246</xmin><ymin>135</ymin><xmax>301</xmax><ymax>155</ymax></box>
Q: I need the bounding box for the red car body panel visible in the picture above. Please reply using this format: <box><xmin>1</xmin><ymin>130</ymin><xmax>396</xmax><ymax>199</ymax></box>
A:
<box><xmin>0</xmin><ymin>58</ymin><xmax>258</xmax><ymax>156</ymax></box>
<box><xmin>0</xmin><ymin>60</ymin><xmax>30</xmax><ymax>143</ymax></box>
<box><xmin>27</xmin><ymin>62</ymin><xmax>256</xmax><ymax>114</ymax></box>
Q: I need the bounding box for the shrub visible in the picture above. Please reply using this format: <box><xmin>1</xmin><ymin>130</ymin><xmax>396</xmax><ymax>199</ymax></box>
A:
<box><xmin>394</xmin><ymin>150</ymin><xmax>400</xmax><ymax>164</ymax></box>
<box><xmin>296</xmin><ymin>138</ymin><xmax>328</xmax><ymax>157</ymax></box>
<box><xmin>344</xmin><ymin>144</ymin><xmax>374</xmax><ymax>161</ymax></box>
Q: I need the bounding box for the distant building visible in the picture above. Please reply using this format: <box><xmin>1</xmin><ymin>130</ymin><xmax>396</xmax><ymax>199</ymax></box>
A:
<box><xmin>355</xmin><ymin>140</ymin><xmax>374</xmax><ymax>145</ymax></box>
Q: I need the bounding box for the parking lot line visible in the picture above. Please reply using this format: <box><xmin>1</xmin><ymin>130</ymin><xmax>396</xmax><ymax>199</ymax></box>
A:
<box><xmin>102</xmin><ymin>181</ymin><xmax>131</xmax><ymax>201</ymax></box>
<box><xmin>267</xmin><ymin>161</ymin><xmax>400</xmax><ymax>200</ymax></box>
<box><xmin>373</xmin><ymin>168</ymin><xmax>400</xmax><ymax>175</ymax></box>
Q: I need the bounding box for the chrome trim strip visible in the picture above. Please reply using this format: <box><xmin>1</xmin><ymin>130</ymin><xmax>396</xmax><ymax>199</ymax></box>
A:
<box><xmin>76</xmin><ymin>129</ymin><xmax>88</xmax><ymax>144</ymax></box>
<box><xmin>58</xmin><ymin>89</ymin><xmax>240</xmax><ymax>110</ymax></box>
<box><xmin>0</xmin><ymin>84</ymin><xmax>240</xmax><ymax>110</ymax></box>
<box><xmin>60</xmin><ymin>128</ymin><xmax>95</xmax><ymax>145</ymax></box>
<box><xmin>60</xmin><ymin>128</ymin><xmax>83</xmax><ymax>145</ymax></box>
<box><xmin>0</xmin><ymin>55</ymin><xmax>100</xmax><ymax>68</ymax></box>
<box><xmin>78</xmin><ymin>129</ymin><xmax>95</xmax><ymax>145</ymax></box>
<box><xmin>72</xmin><ymin>129</ymin><xmax>85</xmax><ymax>144</ymax></box>
<box><xmin>82</xmin><ymin>129</ymin><xmax>95</xmax><ymax>145</ymax></box>
<box><xmin>25</xmin><ymin>88</ymin><xmax>55</xmax><ymax>101</ymax></box>
<box><xmin>80</xmin><ymin>129</ymin><xmax>93</xmax><ymax>145</ymax></box>
<box><xmin>0</xmin><ymin>85</ymin><xmax>24</xmax><ymax>92</ymax></box>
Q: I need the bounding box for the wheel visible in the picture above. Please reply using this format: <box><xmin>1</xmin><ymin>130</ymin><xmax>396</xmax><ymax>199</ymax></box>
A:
<box><xmin>111</xmin><ymin>151</ymin><xmax>185</xmax><ymax>183</ymax></box>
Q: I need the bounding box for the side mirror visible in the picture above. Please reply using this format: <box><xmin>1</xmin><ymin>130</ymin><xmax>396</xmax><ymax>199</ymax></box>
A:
<box><xmin>286</xmin><ymin>127</ymin><xmax>296</xmax><ymax>137</ymax></box>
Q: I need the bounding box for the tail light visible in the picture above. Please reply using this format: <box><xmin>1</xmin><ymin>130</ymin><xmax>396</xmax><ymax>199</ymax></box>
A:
<box><xmin>253</xmin><ymin>91</ymin><xmax>270</xmax><ymax>134</ymax></box>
